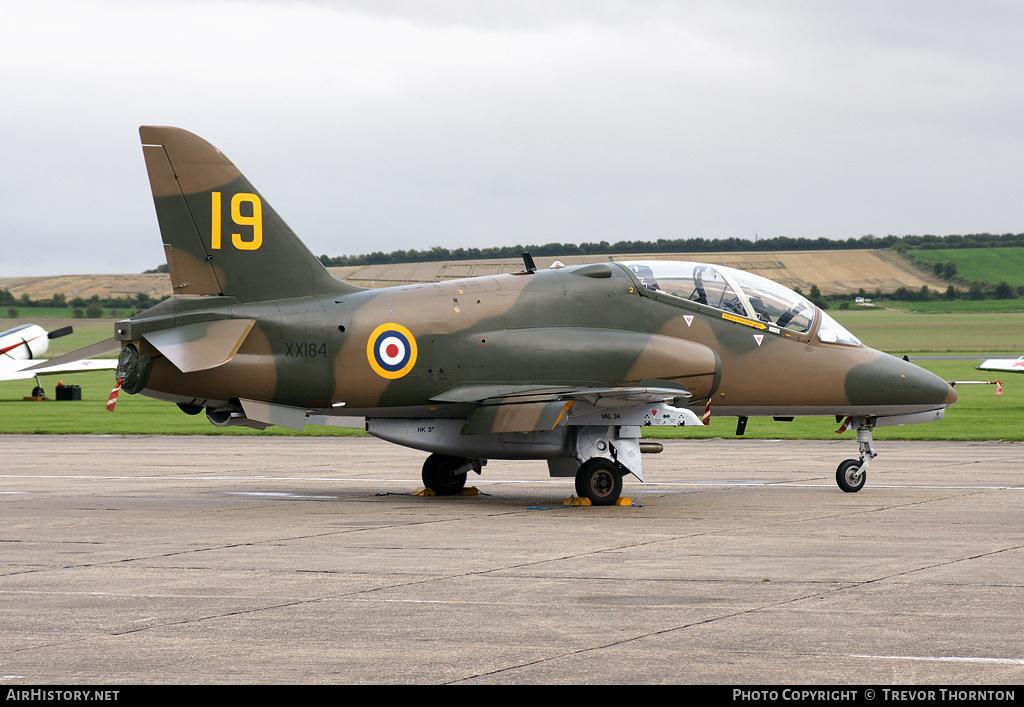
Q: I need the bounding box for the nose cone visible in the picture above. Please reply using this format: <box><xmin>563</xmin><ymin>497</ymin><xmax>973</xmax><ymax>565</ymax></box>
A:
<box><xmin>941</xmin><ymin>377</ymin><xmax>958</xmax><ymax>406</ymax></box>
<box><xmin>846</xmin><ymin>353</ymin><xmax>957</xmax><ymax>412</ymax></box>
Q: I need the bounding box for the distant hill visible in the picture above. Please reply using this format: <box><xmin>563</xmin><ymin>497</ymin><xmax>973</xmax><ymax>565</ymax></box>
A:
<box><xmin>0</xmin><ymin>273</ymin><xmax>171</xmax><ymax>303</ymax></box>
<box><xmin>907</xmin><ymin>247</ymin><xmax>1024</xmax><ymax>288</ymax></box>
<box><xmin>330</xmin><ymin>249</ymin><xmax>950</xmax><ymax>294</ymax></box>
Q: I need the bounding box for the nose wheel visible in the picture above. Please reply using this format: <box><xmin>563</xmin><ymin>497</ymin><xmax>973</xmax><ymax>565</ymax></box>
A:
<box><xmin>836</xmin><ymin>459</ymin><xmax>866</xmax><ymax>493</ymax></box>
<box><xmin>835</xmin><ymin>416</ymin><xmax>876</xmax><ymax>492</ymax></box>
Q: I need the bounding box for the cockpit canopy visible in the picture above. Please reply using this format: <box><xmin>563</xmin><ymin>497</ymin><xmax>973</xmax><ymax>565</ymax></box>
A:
<box><xmin>620</xmin><ymin>260</ymin><xmax>861</xmax><ymax>346</ymax></box>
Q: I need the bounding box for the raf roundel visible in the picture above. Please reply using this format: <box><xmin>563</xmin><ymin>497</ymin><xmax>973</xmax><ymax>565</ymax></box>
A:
<box><xmin>367</xmin><ymin>323</ymin><xmax>418</xmax><ymax>379</ymax></box>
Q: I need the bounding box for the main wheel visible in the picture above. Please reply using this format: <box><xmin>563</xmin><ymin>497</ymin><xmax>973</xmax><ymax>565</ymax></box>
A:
<box><xmin>836</xmin><ymin>459</ymin><xmax>866</xmax><ymax>493</ymax></box>
<box><xmin>575</xmin><ymin>458</ymin><xmax>623</xmax><ymax>506</ymax></box>
<box><xmin>422</xmin><ymin>453</ymin><xmax>469</xmax><ymax>495</ymax></box>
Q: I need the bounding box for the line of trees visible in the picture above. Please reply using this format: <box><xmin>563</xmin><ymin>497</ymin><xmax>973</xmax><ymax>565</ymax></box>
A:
<box><xmin>827</xmin><ymin>281</ymin><xmax>1023</xmax><ymax>309</ymax></box>
<box><xmin>1</xmin><ymin>290</ymin><xmax>167</xmax><ymax>319</ymax></box>
<box><xmin>318</xmin><ymin>232</ymin><xmax>1024</xmax><ymax>268</ymax></box>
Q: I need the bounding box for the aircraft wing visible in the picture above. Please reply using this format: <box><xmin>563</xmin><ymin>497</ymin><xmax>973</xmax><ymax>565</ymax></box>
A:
<box><xmin>437</xmin><ymin>383</ymin><xmax>700</xmax><ymax>435</ymax></box>
<box><xmin>0</xmin><ymin>357</ymin><xmax>117</xmax><ymax>381</ymax></box>
<box><xmin>978</xmin><ymin>357</ymin><xmax>1024</xmax><ymax>373</ymax></box>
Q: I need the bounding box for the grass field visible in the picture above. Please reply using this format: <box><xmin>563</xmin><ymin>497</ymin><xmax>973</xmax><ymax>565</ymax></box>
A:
<box><xmin>2</xmin><ymin>307</ymin><xmax>134</xmax><ymax>320</ymax></box>
<box><xmin>2</xmin><ymin>311</ymin><xmax>1020</xmax><ymax>440</ymax></box>
<box><xmin>0</xmin><ymin>369</ymin><xmax>363</xmax><ymax>437</ymax></box>
<box><xmin>830</xmin><ymin>308</ymin><xmax>1024</xmax><ymax>353</ymax></box>
<box><xmin>911</xmin><ymin>247</ymin><xmax>1024</xmax><ymax>287</ymax></box>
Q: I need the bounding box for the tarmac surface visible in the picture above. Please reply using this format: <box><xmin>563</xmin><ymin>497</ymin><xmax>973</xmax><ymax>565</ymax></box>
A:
<box><xmin>1</xmin><ymin>434</ymin><xmax>1023</xmax><ymax>685</ymax></box>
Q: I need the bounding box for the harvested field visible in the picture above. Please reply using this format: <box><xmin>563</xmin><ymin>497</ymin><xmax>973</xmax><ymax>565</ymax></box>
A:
<box><xmin>0</xmin><ymin>273</ymin><xmax>172</xmax><ymax>301</ymax></box>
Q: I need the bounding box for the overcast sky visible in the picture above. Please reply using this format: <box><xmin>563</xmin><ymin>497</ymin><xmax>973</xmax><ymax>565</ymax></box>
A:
<box><xmin>2</xmin><ymin>1</ymin><xmax>1022</xmax><ymax>277</ymax></box>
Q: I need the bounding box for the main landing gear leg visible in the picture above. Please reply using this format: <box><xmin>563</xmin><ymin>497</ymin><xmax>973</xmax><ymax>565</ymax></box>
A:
<box><xmin>836</xmin><ymin>418</ymin><xmax>875</xmax><ymax>493</ymax></box>
<box><xmin>570</xmin><ymin>425</ymin><xmax>640</xmax><ymax>506</ymax></box>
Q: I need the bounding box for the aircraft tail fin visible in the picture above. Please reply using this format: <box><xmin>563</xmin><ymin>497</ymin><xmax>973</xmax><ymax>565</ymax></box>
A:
<box><xmin>139</xmin><ymin>126</ymin><xmax>361</xmax><ymax>302</ymax></box>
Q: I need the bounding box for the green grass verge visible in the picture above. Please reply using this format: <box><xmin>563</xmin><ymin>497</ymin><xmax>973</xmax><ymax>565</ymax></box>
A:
<box><xmin>2</xmin><ymin>308</ymin><xmax>132</xmax><ymax>319</ymax></box>
<box><xmin>3</xmin><ymin>312</ymin><xmax>1021</xmax><ymax>440</ymax></box>
<box><xmin>0</xmin><ymin>370</ymin><xmax>363</xmax><ymax>436</ymax></box>
<box><xmin>653</xmin><ymin>358</ymin><xmax>1018</xmax><ymax>441</ymax></box>
<box><xmin>1</xmin><ymin>358</ymin><xmax>1019</xmax><ymax>440</ymax></box>
<box><xmin>830</xmin><ymin>309</ymin><xmax>1024</xmax><ymax>353</ymax></box>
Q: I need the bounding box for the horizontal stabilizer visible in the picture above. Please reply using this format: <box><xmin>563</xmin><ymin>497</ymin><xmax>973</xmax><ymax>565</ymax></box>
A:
<box><xmin>22</xmin><ymin>337</ymin><xmax>120</xmax><ymax>373</ymax></box>
<box><xmin>143</xmin><ymin>319</ymin><xmax>255</xmax><ymax>373</ymax></box>
<box><xmin>3</xmin><ymin>357</ymin><xmax>117</xmax><ymax>381</ymax></box>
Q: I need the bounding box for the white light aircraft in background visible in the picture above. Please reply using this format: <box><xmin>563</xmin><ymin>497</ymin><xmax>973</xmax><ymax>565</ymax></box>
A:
<box><xmin>978</xmin><ymin>357</ymin><xmax>1024</xmax><ymax>374</ymax></box>
<box><xmin>1</xmin><ymin>324</ymin><xmax>116</xmax><ymax>396</ymax></box>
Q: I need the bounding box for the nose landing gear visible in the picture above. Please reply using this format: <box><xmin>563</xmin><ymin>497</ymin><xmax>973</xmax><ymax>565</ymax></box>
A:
<box><xmin>836</xmin><ymin>417</ymin><xmax>876</xmax><ymax>493</ymax></box>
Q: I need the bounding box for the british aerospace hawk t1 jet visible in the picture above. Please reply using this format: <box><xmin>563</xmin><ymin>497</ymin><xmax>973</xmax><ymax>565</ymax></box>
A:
<box><xmin>45</xmin><ymin>127</ymin><xmax>957</xmax><ymax>505</ymax></box>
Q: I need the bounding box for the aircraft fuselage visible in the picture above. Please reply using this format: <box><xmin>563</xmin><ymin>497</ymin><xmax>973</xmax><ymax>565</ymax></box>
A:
<box><xmin>124</xmin><ymin>261</ymin><xmax>955</xmax><ymax>422</ymax></box>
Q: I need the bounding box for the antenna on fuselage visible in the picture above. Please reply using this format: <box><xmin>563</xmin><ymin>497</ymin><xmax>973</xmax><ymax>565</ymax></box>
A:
<box><xmin>522</xmin><ymin>252</ymin><xmax>537</xmax><ymax>274</ymax></box>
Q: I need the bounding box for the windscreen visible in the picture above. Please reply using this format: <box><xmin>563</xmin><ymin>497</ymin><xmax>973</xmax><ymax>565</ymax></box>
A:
<box><xmin>622</xmin><ymin>260</ymin><xmax>847</xmax><ymax>339</ymax></box>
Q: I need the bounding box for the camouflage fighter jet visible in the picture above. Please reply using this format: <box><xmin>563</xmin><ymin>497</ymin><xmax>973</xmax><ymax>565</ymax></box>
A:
<box><xmin>44</xmin><ymin>127</ymin><xmax>958</xmax><ymax>505</ymax></box>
